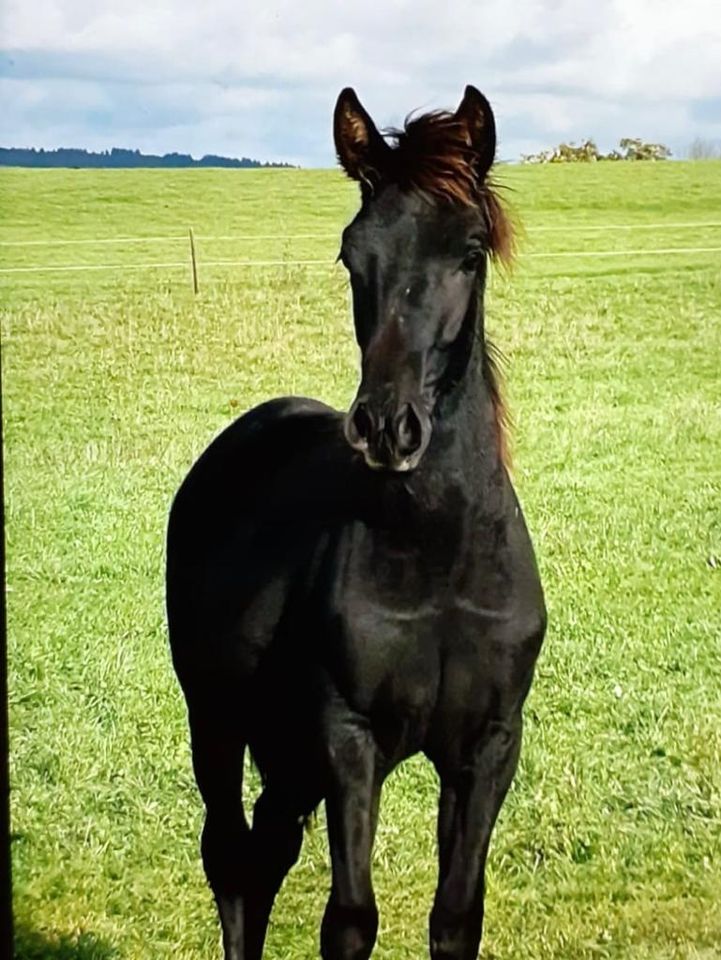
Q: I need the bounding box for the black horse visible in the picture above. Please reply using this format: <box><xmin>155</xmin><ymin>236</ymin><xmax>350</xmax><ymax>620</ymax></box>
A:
<box><xmin>167</xmin><ymin>85</ymin><xmax>546</xmax><ymax>960</ymax></box>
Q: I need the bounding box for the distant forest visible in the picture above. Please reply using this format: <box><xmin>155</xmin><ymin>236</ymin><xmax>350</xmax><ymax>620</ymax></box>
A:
<box><xmin>0</xmin><ymin>147</ymin><xmax>296</xmax><ymax>169</ymax></box>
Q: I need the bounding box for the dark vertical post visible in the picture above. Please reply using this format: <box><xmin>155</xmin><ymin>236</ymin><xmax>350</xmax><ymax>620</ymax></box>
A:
<box><xmin>0</xmin><ymin>345</ymin><xmax>13</xmax><ymax>960</ymax></box>
<box><xmin>189</xmin><ymin>228</ymin><xmax>199</xmax><ymax>295</ymax></box>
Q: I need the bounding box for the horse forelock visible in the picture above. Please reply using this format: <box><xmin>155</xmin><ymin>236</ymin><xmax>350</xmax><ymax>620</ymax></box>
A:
<box><xmin>380</xmin><ymin>110</ymin><xmax>515</xmax><ymax>267</ymax></box>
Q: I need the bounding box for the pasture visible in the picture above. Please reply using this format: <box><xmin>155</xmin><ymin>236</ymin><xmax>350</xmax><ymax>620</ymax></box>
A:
<box><xmin>2</xmin><ymin>160</ymin><xmax>721</xmax><ymax>959</ymax></box>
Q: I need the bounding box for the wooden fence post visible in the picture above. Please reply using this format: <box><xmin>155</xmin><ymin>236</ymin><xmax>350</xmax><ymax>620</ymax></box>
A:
<box><xmin>188</xmin><ymin>228</ymin><xmax>199</xmax><ymax>295</ymax></box>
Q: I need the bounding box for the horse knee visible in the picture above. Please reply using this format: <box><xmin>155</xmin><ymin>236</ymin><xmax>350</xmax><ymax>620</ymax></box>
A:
<box><xmin>201</xmin><ymin>811</ymin><xmax>251</xmax><ymax>895</ymax></box>
<box><xmin>321</xmin><ymin>901</ymin><xmax>379</xmax><ymax>960</ymax></box>
<box><xmin>252</xmin><ymin>789</ymin><xmax>306</xmax><ymax>879</ymax></box>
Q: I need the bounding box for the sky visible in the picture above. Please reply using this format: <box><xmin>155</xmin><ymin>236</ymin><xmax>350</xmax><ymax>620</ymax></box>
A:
<box><xmin>1</xmin><ymin>0</ymin><xmax>721</xmax><ymax>166</ymax></box>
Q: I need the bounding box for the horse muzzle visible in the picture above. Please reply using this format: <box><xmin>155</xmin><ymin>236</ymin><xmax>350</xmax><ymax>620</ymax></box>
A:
<box><xmin>344</xmin><ymin>394</ymin><xmax>432</xmax><ymax>472</ymax></box>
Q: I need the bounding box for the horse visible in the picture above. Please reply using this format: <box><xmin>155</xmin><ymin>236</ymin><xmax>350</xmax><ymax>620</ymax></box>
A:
<box><xmin>166</xmin><ymin>84</ymin><xmax>546</xmax><ymax>960</ymax></box>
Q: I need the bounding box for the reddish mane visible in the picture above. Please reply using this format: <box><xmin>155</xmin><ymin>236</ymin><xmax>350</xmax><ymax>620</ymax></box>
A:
<box><xmin>383</xmin><ymin>110</ymin><xmax>516</xmax><ymax>266</ymax></box>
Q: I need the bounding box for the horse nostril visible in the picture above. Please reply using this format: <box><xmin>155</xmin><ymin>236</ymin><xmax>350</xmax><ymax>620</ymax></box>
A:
<box><xmin>349</xmin><ymin>402</ymin><xmax>373</xmax><ymax>445</ymax></box>
<box><xmin>395</xmin><ymin>403</ymin><xmax>424</xmax><ymax>456</ymax></box>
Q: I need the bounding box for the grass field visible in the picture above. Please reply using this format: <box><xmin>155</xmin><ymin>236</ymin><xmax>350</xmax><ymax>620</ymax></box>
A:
<box><xmin>2</xmin><ymin>160</ymin><xmax>721</xmax><ymax>960</ymax></box>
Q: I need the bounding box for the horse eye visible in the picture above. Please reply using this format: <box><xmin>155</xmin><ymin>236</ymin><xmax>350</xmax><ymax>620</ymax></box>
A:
<box><xmin>461</xmin><ymin>246</ymin><xmax>482</xmax><ymax>272</ymax></box>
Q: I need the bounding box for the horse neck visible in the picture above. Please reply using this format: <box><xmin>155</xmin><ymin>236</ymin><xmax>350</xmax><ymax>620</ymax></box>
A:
<box><xmin>404</xmin><ymin>283</ymin><xmax>506</xmax><ymax>514</ymax></box>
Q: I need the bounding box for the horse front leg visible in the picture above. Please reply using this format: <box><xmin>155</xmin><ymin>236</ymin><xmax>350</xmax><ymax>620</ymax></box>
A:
<box><xmin>429</xmin><ymin>716</ymin><xmax>523</xmax><ymax>960</ymax></box>
<box><xmin>321</xmin><ymin>718</ymin><xmax>383</xmax><ymax>960</ymax></box>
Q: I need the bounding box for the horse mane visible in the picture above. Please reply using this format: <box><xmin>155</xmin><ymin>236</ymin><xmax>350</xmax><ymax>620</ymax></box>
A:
<box><xmin>381</xmin><ymin>109</ymin><xmax>514</xmax><ymax>469</ymax></box>
<box><xmin>482</xmin><ymin>340</ymin><xmax>512</xmax><ymax>470</ymax></box>
<box><xmin>382</xmin><ymin>110</ymin><xmax>516</xmax><ymax>266</ymax></box>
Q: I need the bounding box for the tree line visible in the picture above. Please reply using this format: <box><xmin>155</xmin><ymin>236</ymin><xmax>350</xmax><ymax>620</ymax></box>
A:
<box><xmin>0</xmin><ymin>147</ymin><xmax>296</xmax><ymax>168</ymax></box>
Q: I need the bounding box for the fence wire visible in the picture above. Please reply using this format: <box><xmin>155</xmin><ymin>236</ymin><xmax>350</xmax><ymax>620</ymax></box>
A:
<box><xmin>2</xmin><ymin>221</ymin><xmax>721</xmax><ymax>248</ymax></box>
<box><xmin>2</xmin><ymin>246</ymin><xmax>721</xmax><ymax>276</ymax></box>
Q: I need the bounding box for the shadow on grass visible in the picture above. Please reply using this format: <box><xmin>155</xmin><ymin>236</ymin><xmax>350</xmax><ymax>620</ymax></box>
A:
<box><xmin>13</xmin><ymin>924</ymin><xmax>121</xmax><ymax>960</ymax></box>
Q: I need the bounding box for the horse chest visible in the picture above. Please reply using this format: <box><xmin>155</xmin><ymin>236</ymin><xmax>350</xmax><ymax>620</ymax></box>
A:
<box><xmin>321</xmin><ymin>573</ymin><xmax>506</xmax><ymax>751</ymax></box>
<box><xmin>306</xmin><ymin>510</ymin><xmax>534</xmax><ymax>759</ymax></box>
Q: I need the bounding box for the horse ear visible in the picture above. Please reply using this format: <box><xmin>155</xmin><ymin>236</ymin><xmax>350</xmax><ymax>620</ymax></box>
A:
<box><xmin>454</xmin><ymin>85</ymin><xmax>496</xmax><ymax>177</ymax></box>
<box><xmin>334</xmin><ymin>88</ymin><xmax>391</xmax><ymax>186</ymax></box>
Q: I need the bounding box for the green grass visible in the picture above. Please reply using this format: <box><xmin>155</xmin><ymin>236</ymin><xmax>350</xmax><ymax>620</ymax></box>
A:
<box><xmin>2</xmin><ymin>160</ymin><xmax>721</xmax><ymax>960</ymax></box>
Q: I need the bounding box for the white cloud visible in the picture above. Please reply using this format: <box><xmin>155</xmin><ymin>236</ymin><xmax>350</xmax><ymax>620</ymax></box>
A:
<box><xmin>2</xmin><ymin>0</ymin><xmax>720</xmax><ymax>163</ymax></box>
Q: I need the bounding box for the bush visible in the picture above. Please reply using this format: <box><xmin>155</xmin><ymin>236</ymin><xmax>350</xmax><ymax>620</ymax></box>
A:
<box><xmin>521</xmin><ymin>138</ymin><xmax>671</xmax><ymax>163</ymax></box>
